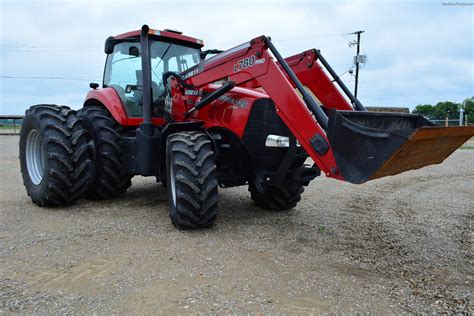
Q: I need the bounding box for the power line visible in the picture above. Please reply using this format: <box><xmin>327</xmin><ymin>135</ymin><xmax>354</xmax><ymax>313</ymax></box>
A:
<box><xmin>183</xmin><ymin>32</ymin><xmax>352</xmax><ymax>46</ymax></box>
<box><xmin>0</xmin><ymin>43</ymin><xmax>99</xmax><ymax>48</ymax></box>
<box><xmin>273</xmin><ymin>32</ymin><xmax>350</xmax><ymax>42</ymax></box>
<box><xmin>0</xmin><ymin>45</ymin><xmax>97</xmax><ymax>49</ymax></box>
<box><xmin>0</xmin><ymin>43</ymin><xmax>101</xmax><ymax>53</ymax></box>
<box><xmin>0</xmin><ymin>42</ymin><xmax>97</xmax><ymax>46</ymax></box>
<box><xmin>336</xmin><ymin>65</ymin><xmax>356</xmax><ymax>78</ymax></box>
<box><xmin>366</xmin><ymin>59</ymin><xmax>385</xmax><ymax>107</ymax></box>
<box><xmin>0</xmin><ymin>49</ymin><xmax>100</xmax><ymax>53</ymax></box>
<box><xmin>1</xmin><ymin>76</ymin><xmax>100</xmax><ymax>82</ymax></box>
<box><xmin>2</xmin><ymin>31</ymin><xmax>352</xmax><ymax>52</ymax></box>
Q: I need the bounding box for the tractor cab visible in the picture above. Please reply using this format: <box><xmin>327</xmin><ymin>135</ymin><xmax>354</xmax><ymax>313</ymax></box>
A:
<box><xmin>103</xmin><ymin>29</ymin><xmax>204</xmax><ymax>118</ymax></box>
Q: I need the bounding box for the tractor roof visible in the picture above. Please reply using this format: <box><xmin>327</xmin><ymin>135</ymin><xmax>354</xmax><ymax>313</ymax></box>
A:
<box><xmin>113</xmin><ymin>28</ymin><xmax>204</xmax><ymax>48</ymax></box>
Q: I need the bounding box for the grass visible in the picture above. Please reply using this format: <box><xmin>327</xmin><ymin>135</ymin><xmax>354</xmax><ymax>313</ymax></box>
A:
<box><xmin>0</xmin><ymin>125</ymin><xmax>21</xmax><ymax>129</ymax></box>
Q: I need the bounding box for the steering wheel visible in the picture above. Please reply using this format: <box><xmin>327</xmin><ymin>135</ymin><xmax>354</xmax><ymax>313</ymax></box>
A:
<box><xmin>151</xmin><ymin>81</ymin><xmax>167</xmax><ymax>116</ymax></box>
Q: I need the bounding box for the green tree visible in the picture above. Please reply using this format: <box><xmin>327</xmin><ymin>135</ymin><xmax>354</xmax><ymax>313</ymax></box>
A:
<box><xmin>413</xmin><ymin>104</ymin><xmax>435</xmax><ymax>119</ymax></box>
<box><xmin>433</xmin><ymin>101</ymin><xmax>459</xmax><ymax>120</ymax></box>
<box><xmin>462</xmin><ymin>97</ymin><xmax>474</xmax><ymax>123</ymax></box>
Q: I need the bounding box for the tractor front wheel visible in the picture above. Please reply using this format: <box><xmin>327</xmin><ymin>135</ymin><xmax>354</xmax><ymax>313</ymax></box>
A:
<box><xmin>249</xmin><ymin>180</ymin><xmax>304</xmax><ymax>211</ymax></box>
<box><xmin>166</xmin><ymin>131</ymin><xmax>219</xmax><ymax>229</ymax></box>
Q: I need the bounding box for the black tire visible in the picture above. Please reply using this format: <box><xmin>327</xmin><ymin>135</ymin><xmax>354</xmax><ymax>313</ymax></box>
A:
<box><xmin>249</xmin><ymin>180</ymin><xmax>304</xmax><ymax>211</ymax></box>
<box><xmin>78</xmin><ymin>106</ymin><xmax>132</xmax><ymax>199</ymax></box>
<box><xmin>19</xmin><ymin>104</ymin><xmax>94</xmax><ymax>206</ymax></box>
<box><xmin>166</xmin><ymin>131</ymin><xmax>219</xmax><ymax>229</ymax></box>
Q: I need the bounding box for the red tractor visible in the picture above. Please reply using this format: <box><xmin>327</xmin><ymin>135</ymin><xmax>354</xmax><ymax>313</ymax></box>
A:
<box><xmin>20</xmin><ymin>25</ymin><xmax>474</xmax><ymax>229</ymax></box>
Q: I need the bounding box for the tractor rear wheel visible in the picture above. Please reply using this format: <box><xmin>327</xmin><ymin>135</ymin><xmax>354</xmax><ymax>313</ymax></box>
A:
<box><xmin>78</xmin><ymin>106</ymin><xmax>132</xmax><ymax>199</ymax></box>
<box><xmin>249</xmin><ymin>180</ymin><xmax>304</xmax><ymax>211</ymax></box>
<box><xmin>19</xmin><ymin>104</ymin><xmax>94</xmax><ymax>206</ymax></box>
<box><xmin>166</xmin><ymin>131</ymin><xmax>219</xmax><ymax>229</ymax></box>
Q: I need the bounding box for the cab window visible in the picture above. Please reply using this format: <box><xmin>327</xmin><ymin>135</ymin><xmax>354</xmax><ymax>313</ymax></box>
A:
<box><xmin>104</xmin><ymin>40</ymin><xmax>201</xmax><ymax>118</ymax></box>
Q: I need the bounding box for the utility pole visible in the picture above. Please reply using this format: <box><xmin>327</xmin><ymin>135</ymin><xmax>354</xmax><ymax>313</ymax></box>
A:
<box><xmin>349</xmin><ymin>30</ymin><xmax>365</xmax><ymax>99</ymax></box>
<box><xmin>459</xmin><ymin>107</ymin><xmax>464</xmax><ymax>126</ymax></box>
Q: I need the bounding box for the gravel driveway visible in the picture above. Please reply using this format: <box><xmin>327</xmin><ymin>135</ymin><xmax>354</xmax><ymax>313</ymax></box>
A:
<box><xmin>0</xmin><ymin>135</ymin><xmax>472</xmax><ymax>314</ymax></box>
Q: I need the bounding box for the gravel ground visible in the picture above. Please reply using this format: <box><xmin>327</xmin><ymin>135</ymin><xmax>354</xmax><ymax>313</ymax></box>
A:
<box><xmin>0</xmin><ymin>135</ymin><xmax>472</xmax><ymax>314</ymax></box>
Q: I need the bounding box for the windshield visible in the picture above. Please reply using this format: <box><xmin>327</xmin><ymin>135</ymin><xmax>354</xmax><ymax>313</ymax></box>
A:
<box><xmin>103</xmin><ymin>40</ymin><xmax>201</xmax><ymax>117</ymax></box>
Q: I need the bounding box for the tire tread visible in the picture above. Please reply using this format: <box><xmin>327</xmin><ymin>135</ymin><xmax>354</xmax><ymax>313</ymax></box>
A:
<box><xmin>167</xmin><ymin>131</ymin><xmax>219</xmax><ymax>229</ymax></box>
<box><xmin>78</xmin><ymin>106</ymin><xmax>132</xmax><ymax>199</ymax></box>
<box><xmin>249</xmin><ymin>180</ymin><xmax>304</xmax><ymax>211</ymax></box>
<box><xmin>20</xmin><ymin>104</ymin><xmax>94</xmax><ymax>206</ymax></box>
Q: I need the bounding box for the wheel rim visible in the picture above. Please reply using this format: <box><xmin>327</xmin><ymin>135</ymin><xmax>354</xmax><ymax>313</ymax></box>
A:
<box><xmin>26</xmin><ymin>129</ymin><xmax>45</xmax><ymax>185</ymax></box>
<box><xmin>170</xmin><ymin>162</ymin><xmax>177</xmax><ymax>206</ymax></box>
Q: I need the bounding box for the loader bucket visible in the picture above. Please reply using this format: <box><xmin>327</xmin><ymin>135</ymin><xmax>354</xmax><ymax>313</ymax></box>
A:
<box><xmin>327</xmin><ymin>110</ymin><xmax>474</xmax><ymax>184</ymax></box>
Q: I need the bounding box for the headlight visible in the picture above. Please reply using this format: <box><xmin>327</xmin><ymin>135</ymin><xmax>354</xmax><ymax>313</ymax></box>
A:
<box><xmin>265</xmin><ymin>135</ymin><xmax>300</xmax><ymax>147</ymax></box>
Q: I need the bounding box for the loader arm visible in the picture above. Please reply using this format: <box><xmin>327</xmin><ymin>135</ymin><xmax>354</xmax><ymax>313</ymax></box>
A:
<box><xmin>176</xmin><ymin>36</ymin><xmax>474</xmax><ymax>184</ymax></box>
<box><xmin>181</xmin><ymin>36</ymin><xmax>344</xmax><ymax>180</ymax></box>
<box><xmin>240</xmin><ymin>49</ymin><xmax>354</xmax><ymax>112</ymax></box>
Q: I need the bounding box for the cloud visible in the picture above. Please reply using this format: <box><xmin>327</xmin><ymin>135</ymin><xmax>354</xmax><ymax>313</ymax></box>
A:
<box><xmin>0</xmin><ymin>0</ymin><xmax>472</xmax><ymax>114</ymax></box>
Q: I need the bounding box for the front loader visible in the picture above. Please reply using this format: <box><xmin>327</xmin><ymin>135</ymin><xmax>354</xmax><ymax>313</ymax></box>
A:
<box><xmin>20</xmin><ymin>25</ymin><xmax>474</xmax><ymax>229</ymax></box>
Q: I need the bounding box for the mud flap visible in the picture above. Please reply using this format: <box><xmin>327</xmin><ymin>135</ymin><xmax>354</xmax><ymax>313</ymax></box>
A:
<box><xmin>327</xmin><ymin>110</ymin><xmax>474</xmax><ymax>184</ymax></box>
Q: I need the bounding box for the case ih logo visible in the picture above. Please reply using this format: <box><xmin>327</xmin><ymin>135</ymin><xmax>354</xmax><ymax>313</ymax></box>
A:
<box><xmin>182</xmin><ymin>68</ymin><xmax>199</xmax><ymax>80</ymax></box>
<box><xmin>233</xmin><ymin>55</ymin><xmax>265</xmax><ymax>72</ymax></box>
<box><xmin>185</xmin><ymin>89</ymin><xmax>200</xmax><ymax>96</ymax></box>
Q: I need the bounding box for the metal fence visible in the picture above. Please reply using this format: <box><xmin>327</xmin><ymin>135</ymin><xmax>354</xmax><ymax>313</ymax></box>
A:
<box><xmin>0</xmin><ymin>115</ymin><xmax>472</xmax><ymax>135</ymax></box>
<box><xmin>0</xmin><ymin>115</ymin><xmax>23</xmax><ymax>135</ymax></box>
<box><xmin>430</xmin><ymin>119</ymin><xmax>473</xmax><ymax>127</ymax></box>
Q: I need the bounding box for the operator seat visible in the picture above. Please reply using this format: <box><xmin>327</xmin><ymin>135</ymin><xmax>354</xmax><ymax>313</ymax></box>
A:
<box><xmin>136</xmin><ymin>70</ymin><xmax>164</xmax><ymax>117</ymax></box>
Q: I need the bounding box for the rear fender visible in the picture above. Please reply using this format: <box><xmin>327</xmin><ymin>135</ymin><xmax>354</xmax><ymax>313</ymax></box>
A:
<box><xmin>84</xmin><ymin>88</ymin><xmax>128</xmax><ymax>125</ymax></box>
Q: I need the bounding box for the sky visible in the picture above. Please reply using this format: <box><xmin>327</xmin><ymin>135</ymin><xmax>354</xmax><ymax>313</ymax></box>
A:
<box><xmin>0</xmin><ymin>0</ymin><xmax>473</xmax><ymax>115</ymax></box>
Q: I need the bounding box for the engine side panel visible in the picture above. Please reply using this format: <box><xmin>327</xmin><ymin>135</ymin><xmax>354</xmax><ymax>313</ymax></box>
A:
<box><xmin>241</xmin><ymin>99</ymin><xmax>308</xmax><ymax>171</ymax></box>
<box><xmin>190</xmin><ymin>85</ymin><xmax>267</xmax><ymax>137</ymax></box>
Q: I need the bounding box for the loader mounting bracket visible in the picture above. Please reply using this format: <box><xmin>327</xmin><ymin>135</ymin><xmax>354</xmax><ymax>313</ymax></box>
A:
<box><xmin>310</xmin><ymin>134</ymin><xmax>329</xmax><ymax>156</ymax></box>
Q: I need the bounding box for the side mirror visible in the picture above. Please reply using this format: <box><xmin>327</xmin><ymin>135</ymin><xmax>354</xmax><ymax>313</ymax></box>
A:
<box><xmin>89</xmin><ymin>82</ymin><xmax>99</xmax><ymax>90</ymax></box>
<box><xmin>104</xmin><ymin>37</ymin><xmax>115</xmax><ymax>54</ymax></box>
